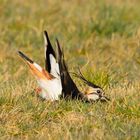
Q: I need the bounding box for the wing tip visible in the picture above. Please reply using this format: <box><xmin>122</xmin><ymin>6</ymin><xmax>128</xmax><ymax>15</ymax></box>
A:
<box><xmin>44</xmin><ymin>30</ymin><xmax>48</xmax><ymax>38</ymax></box>
<box><xmin>56</xmin><ymin>38</ymin><xmax>63</xmax><ymax>57</ymax></box>
<box><xmin>18</xmin><ymin>51</ymin><xmax>33</xmax><ymax>64</ymax></box>
<box><xmin>43</xmin><ymin>30</ymin><xmax>50</xmax><ymax>46</ymax></box>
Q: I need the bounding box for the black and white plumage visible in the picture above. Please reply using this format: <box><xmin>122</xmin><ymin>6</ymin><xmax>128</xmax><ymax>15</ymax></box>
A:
<box><xmin>18</xmin><ymin>31</ymin><xmax>110</xmax><ymax>102</ymax></box>
<box><xmin>55</xmin><ymin>38</ymin><xmax>109</xmax><ymax>102</ymax></box>
<box><xmin>56</xmin><ymin>39</ymin><xmax>86</xmax><ymax>100</ymax></box>
<box><xmin>18</xmin><ymin>51</ymin><xmax>62</xmax><ymax>100</ymax></box>
<box><xmin>44</xmin><ymin>31</ymin><xmax>60</xmax><ymax>79</ymax></box>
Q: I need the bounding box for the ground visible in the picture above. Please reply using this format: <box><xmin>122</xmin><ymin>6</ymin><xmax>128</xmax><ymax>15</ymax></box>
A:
<box><xmin>0</xmin><ymin>0</ymin><xmax>140</xmax><ymax>139</ymax></box>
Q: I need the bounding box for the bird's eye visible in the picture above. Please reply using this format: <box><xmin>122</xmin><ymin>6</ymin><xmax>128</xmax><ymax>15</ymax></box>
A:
<box><xmin>97</xmin><ymin>90</ymin><xmax>101</xmax><ymax>93</ymax></box>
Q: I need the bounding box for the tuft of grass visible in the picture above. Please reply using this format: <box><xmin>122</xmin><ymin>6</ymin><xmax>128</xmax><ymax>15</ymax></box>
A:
<box><xmin>0</xmin><ymin>0</ymin><xmax>140</xmax><ymax>139</ymax></box>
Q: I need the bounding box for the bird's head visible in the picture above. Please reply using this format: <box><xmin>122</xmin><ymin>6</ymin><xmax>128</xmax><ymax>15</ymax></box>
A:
<box><xmin>73</xmin><ymin>69</ymin><xmax>110</xmax><ymax>102</ymax></box>
<box><xmin>84</xmin><ymin>86</ymin><xmax>109</xmax><ymax>102</ymax></box>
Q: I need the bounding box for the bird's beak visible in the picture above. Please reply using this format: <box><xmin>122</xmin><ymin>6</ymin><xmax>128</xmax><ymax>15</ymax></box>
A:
<box><xmin>100</xmin><ymin>96</ymin><xmax>110</xmax><ymax>102</ymax></box>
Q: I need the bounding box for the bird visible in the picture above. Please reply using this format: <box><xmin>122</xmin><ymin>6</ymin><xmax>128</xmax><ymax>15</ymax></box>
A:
<box><xmin>55</xmin><ymin>36</ymin><xmax>109</xmax><ymax>102</ymax></box>
<box><xmin>18</xmin><ymin>31</ymin><xmax>110</xmax><ymax>102</ymax></box>
<box><xmin>18</xmin><ymin>50</ymin><xmax>62</xmax><ymax>101</ymax></box>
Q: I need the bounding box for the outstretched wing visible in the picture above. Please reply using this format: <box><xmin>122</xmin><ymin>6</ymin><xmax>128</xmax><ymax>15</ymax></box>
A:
<box><xmin>18</xmin><ymin>51</ymin><xmax>54</xmax><ymax>80</ymax></box>
<box><xmin>56</xmin><ymin>39</ymin><xmax>85</xmax><ymax>100</ymax></box>
<box><xmin>18</xmin><ymin>51</ymin><xmax>62</xmax><ymax>100</ymax></box>
<box><xmin>44</xmin><ymin>31</ymin><xmax>60</xmax><ymax>78</ymax></box>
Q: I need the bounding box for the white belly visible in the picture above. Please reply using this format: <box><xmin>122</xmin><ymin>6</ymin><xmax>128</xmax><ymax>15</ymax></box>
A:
<box><xmin>37</xmin><ymin>78</ymin><xmax>62</xmax><ymax>101</ymax></box>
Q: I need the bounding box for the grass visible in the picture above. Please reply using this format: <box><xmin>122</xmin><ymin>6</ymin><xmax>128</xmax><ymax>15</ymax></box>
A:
<box><xmin>0</xmin><ymin>0</ymin><xmax>140</xmax><ymax>139</ymax></box>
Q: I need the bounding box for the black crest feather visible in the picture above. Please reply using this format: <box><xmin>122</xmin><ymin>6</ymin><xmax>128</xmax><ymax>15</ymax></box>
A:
<box><xmin>72</xmin><ymin>68</ymin><xmax>101</xmax><ymax>88</ymax></box>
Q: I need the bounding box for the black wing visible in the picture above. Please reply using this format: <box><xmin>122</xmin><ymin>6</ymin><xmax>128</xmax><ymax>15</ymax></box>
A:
<box><xmin>44</xmin><ymin>31</ymin><xmax>56</xmax><ymax>72</ymax></box>
<box><xmin>56</xmin><ymin>39</ymin><xmax>85</xmax><ymax>100</ymax></box>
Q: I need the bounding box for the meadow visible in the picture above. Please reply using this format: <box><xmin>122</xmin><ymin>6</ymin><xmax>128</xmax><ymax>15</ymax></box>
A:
<box><xmin>0</xmin><ymin>0</ymin><xmax>140</xmax><ymax>139</ymax></box>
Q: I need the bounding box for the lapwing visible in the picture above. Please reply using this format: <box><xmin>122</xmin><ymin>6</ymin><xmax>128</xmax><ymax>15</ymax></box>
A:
<box><xmin>55</xmin><ymin>37</ymin><xmax>109</xmax><ymax>102</ymax></box>
<box><xmin>18</xmin><ymin>31</ymin><xmax>109</xmax><ymax>102</ymax></box>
